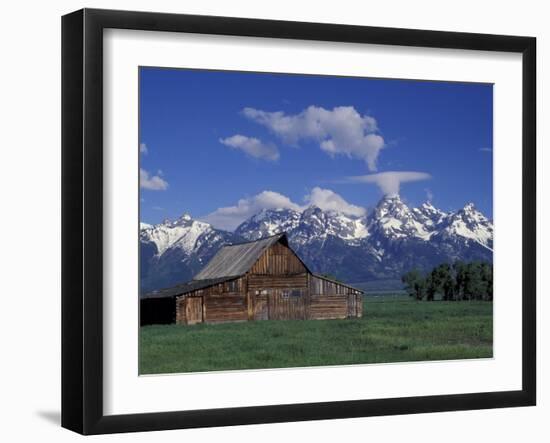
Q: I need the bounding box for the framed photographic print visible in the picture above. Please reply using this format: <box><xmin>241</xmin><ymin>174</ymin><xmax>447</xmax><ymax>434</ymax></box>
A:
<box><xmin>61</xmin><ymin>8</ymin><xmax>536</xmax><ymax>435</ymax></box>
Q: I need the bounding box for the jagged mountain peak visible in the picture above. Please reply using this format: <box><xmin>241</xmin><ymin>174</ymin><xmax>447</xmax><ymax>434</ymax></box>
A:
<box><xmin>368</xmin><ymin>196</ymin><xmax>432</xmax><ymax>241</ymax></box>
<box><xmin>253</xmin><ymin>207</ymin><xmax>298</xmax><ymax>218</ymax></box>
<box><xmin>453</xmin><ymin>202</ymin><xmax>491</xmax><ymax>225</ymax></box>
<box><xmin>140</xmin><ymin>198</ymin><xmax>493</xmax><ymax>292</ymax></box>
<box><xmin>436</xmin><ymin>203</ymin><xmax>493</xmax><ymax>250</ymax></box>
<box><xmin>412</xmin><ymin>201</ymin><xmax>447</xmax><ymax>228</ymax></box>
<box><xmin>377</xmin><ymin>193</ymin><xmax>405</xmax><ymax>207</ymax></box>
<box><xmin>139</xmin><ymin>215</ymin><xmax>238</xmax><ymax>293</ymax></box>
<box><xmin>140</xmin><ymin>214</ymin><xmax>214</xmax><ymax>256</ymax></box>
<box><xmin>302</xmin><ymin>204</ymin><xmax>323</xmax><ymax>215</ymax></box>
<box><xmin>420</xmin><ymin>201</ymin><xmax>438</xmax><ymax>213</ymax></box>
<box><xmin>159</xmin><ymin>213</ymin><xmax>195</xmax><ymax>228</ymax></box>
<box><xmin>298</xmin><ymin>206</ymin><xmax>357</xmax><ymax>240</ymax></box>
<box><xmin>300</xmin><ymin>205</ymin><xmax>329</xmax><ymax>225</ymax></box>
<box><xmin>234</xmin><ymin>204</ymin><xmax>368</xmax><ymax>245</ymax></box>
<box><xmin>382</xmin><ymin>193</ymin><xmax>401</xmax><ymax>200</ymax></box>
<box><xmin>235</xmin><ymin>207</ymin><xmax>301</xmax><ymax>241</ymax></box>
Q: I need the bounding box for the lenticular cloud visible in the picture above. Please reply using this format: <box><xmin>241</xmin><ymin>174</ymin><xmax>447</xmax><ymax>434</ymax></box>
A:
<box><xmin>346</xmin><ymin>171</ymin><xmax>432</xmax><ymax>196</ymax></box>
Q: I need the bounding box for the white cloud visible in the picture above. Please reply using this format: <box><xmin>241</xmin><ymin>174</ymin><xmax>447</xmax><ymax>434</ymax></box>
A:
<box><xmin>140</xmin><ymin>168</ymin><xmax>169</xmax><ymax>191</ymax></box>
<box><xmin>202</xmin><ymin>188</ymin><xmax>364</xmax><ymax>231</ymax></box>
<box><xmin>140</xmin><ymin>143</ymin><xmax>148</xmax><ymax>154</ymax></box>
<box><xmin>220</xmin><ymin>134</ymin><xmax>279</xmax><ymax>161</ymax></box>
<box><xmin>201</xmin><ymin>190</ymin><xmax>301</xmax><ymax>231</ymax></box>
<box><xmin>305</xmin><ymin>187</ymin><xmax>365</xmax><ymax>217</ymax></box>
<box><xmin>243</xmin><ymin>105</ymin><xmax>384</xmax><ymax>171</ymax></box>
<box><xmin>345</xmin><ymin>171</ymin><xmax>431</xmax><ymax>196</ymax></box>
<box><xmin>479</xmin><ymin>147</ymin><xmax>492</xmax><ymax>152</ymax></box>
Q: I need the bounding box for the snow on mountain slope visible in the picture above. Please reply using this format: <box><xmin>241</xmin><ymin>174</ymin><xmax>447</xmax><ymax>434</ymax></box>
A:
<box><xmin>412</xmin><ymin>201</ymin><xmax>447</xmax><ymax>228</ymax></box>
<box><xmin>437</xmin><ymin>203</ymin><xmax>493</xmax><ymax>250</ymax></box>
<box><xmin>139</xmin><ymin>215</ymin><xmax>239</xmax><ymax>293</ymax></box>
<box><xmin>235</xmin><ymin>208</ymin><xmax>301</xmax><ymax>240</ymax></box>
<box><xmin>140</xmin><ymin>214</ymin><xmax>212</xmax><ymax>255</ymax></box>
<box><xmin>296</xmin><ymin>206</ymin><xmax>368</xmax><ymax>244</ymax></box>
<box><xmin>140</xmin><ymin>197</ymin><xmax>493</xmax><ymax>292</ymax></box>
<box><xmin>367</xmin><ymin>195</ymin><xmax>433</xmax><ymax>241</ymax></box>
<box><xmin>235</xmin><ymin>205</ymin><xmax>368</xmax><ymax>246</ymax></box>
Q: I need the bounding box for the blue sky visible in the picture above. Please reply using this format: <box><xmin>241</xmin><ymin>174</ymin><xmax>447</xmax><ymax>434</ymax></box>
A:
<box><xmin>139</xmin><ymin>67</ymin><xmax>493</xmax><ymax>230</ymax></box>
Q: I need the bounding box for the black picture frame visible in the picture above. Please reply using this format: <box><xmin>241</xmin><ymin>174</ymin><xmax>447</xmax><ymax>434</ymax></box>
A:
<box><xmin>61</xmin><ymin>8</ymin><xmax>536</xmax><ymax>435</ymax></box>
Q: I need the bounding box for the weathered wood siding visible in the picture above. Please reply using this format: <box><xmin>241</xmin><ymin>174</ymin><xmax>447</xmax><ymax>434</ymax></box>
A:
<box><xmin>248</xmin><ymin>273</ymin><xmax>307</xmax><ymax>290</ymax></box>
<box><xmin>249</xmin><ymin>241</ymin><xmax>307</xmax><ymax>275</ymax></box>
<box><xmin>177</xmin><ymin>293</ymin><xmax>249</xmax><ymax>325</ymax></box>
<box><xmin>267</xmin><ymin>289</ymin><xmax>307</xmax><ymax>320</ymax></box>
<box><xmin>247</xmin><ymin>243</ymin><xmax>309</xmax><ymax>320</ymax></box>
<box><xmin>176</xmin><ymin>277</ymin><xmax>248</xmax><ymax>325</ymax></box>
<box><xmin>253</xmin><ymin>293</ymin><xmax>269</xmax><ymax>320</ymax></box>
<box><xmin>309</xmin><ymin>275</ymin><xmax>362</xmax><ymax>320</ymax></box>
<box><xmin>309</xmin><ymin>295</ymin><xmax>348</xmax><ymax>319</ymax></box>
<box><xmin>203</xmin><ymin>295</ymin><xmax>248</xmax><ymax>323</ymax></box>
<box><xmin>185</xmin><ymin>297</ymin><xmax>203</xmax><ymax>325</ymax></box>
<box><xmin>175</xmin><ymin>296</ymin><xmax>187</xmax><ymax>325</ymax></box>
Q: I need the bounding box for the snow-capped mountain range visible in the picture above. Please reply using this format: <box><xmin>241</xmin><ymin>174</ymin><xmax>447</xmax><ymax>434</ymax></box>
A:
<box><xmin>140</xmin><ymin>195</ymin><xmax>493</xmax><ymax>293</ymax></box>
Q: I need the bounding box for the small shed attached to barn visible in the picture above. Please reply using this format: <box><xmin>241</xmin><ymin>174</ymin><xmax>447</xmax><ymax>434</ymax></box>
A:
<box><xmin>140</xmin><ymin>233</ymin><xmax>363</xmax><ymax>326</ymax></box>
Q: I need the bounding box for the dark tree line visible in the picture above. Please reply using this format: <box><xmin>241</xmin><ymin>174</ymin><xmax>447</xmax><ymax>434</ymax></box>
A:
<box><xmin>402</xmin><ymin>261</ymin><xmax>493</xmax><ymax>301</ymax></box>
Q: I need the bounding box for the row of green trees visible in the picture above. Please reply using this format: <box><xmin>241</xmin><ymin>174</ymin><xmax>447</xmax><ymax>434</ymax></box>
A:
<box><xmin>402</xmin><ymin>261</ymin><xmax>493</xmax><ymax>301</ymax></box>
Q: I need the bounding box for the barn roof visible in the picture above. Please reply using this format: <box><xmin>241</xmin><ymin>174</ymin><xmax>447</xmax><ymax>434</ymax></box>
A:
<box><xmin>141</xmin><ymin>233</ymin><xmax>364</xmax><ymax>299</ymax></box>
<box><xmin>141</xmin><ymin>276</ymin><xmax>236</xmax><ymax>299</ymax></box>
<box><xmin>311</xmin><ymin>273</ymin><xmax>364</xmax><ymax>293</ymax></box>
<box><xmin>194</xmin><ymin>233</ymin><xmax>301</xmax><ymax>280</ymax></box>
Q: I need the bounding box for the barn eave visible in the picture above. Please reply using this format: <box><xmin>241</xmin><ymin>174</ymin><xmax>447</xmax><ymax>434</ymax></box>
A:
<box><xmin>140</xmin><ymin>276</ymin><xmax>239</xmax><ymax>299</ymax></box>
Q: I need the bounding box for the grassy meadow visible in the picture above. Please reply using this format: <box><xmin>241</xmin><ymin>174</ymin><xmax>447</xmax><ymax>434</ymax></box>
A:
<box><xmin>139</xmin><ymin>294</ymin><xmax>493</xmax><ymax>375</ymax></box>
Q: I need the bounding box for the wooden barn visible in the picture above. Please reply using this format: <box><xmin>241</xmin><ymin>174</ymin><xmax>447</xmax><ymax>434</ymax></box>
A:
<box><xmin>140</xmin><ymin>233</ymin><xmax>363</xmax><ymax>326</ymax></box>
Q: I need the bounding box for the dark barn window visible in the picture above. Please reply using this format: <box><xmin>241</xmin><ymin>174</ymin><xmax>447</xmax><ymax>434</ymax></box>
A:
<box><xmin>226</xmin><ymin>280</ymin><xmax>238</xmax><ymax>292</ymax></box>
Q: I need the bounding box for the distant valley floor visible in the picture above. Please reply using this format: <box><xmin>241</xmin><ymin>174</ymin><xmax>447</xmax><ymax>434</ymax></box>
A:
<box><xmin>139</xmin><ymin>295</ymin><xmax>493</xmax><ymax>374</ymax></box>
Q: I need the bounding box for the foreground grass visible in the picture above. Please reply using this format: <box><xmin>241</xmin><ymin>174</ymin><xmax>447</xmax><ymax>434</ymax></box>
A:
<box><xmin>139</xmin><ymin>295</ymin><xmax>492</xmax><ymax>374</ymax></box>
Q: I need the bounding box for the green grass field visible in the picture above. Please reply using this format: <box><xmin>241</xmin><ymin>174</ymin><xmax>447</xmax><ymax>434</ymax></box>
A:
<box><xmin>139</xmin><ymin>294</ymin><xmax>493</xmax><ymax>374</ymax></box>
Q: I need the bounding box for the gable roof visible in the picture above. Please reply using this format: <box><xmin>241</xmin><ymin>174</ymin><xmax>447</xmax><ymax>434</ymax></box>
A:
<box><xmin>194</xmin><ymin>233</ymin><xmax>300</xmax><ymax>280</ymax></box>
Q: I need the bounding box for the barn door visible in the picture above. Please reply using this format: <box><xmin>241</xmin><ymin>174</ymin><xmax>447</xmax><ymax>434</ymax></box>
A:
<box><xmin>268</xmin><ymin>289</ymin><xmax>281</xmax><ymax>320</ymax></box>
<box><xmin>268</xmin><ymin>289</ymin><xmax>305</xmax><ymax>320</ymax></box>
<box><xmin>185</xmin><ymin>297</ymin><xmax>203</xmax><ymax>325</ymax></box>
<box><xmin>288</xmin><ymin>289</ymin><xmax>306</xmax><ymax>320</ymax></box>
<box><xmin>253</xmin><ymin>290</ymin><xmax>269</xmax><ymax>320</ymax></box>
